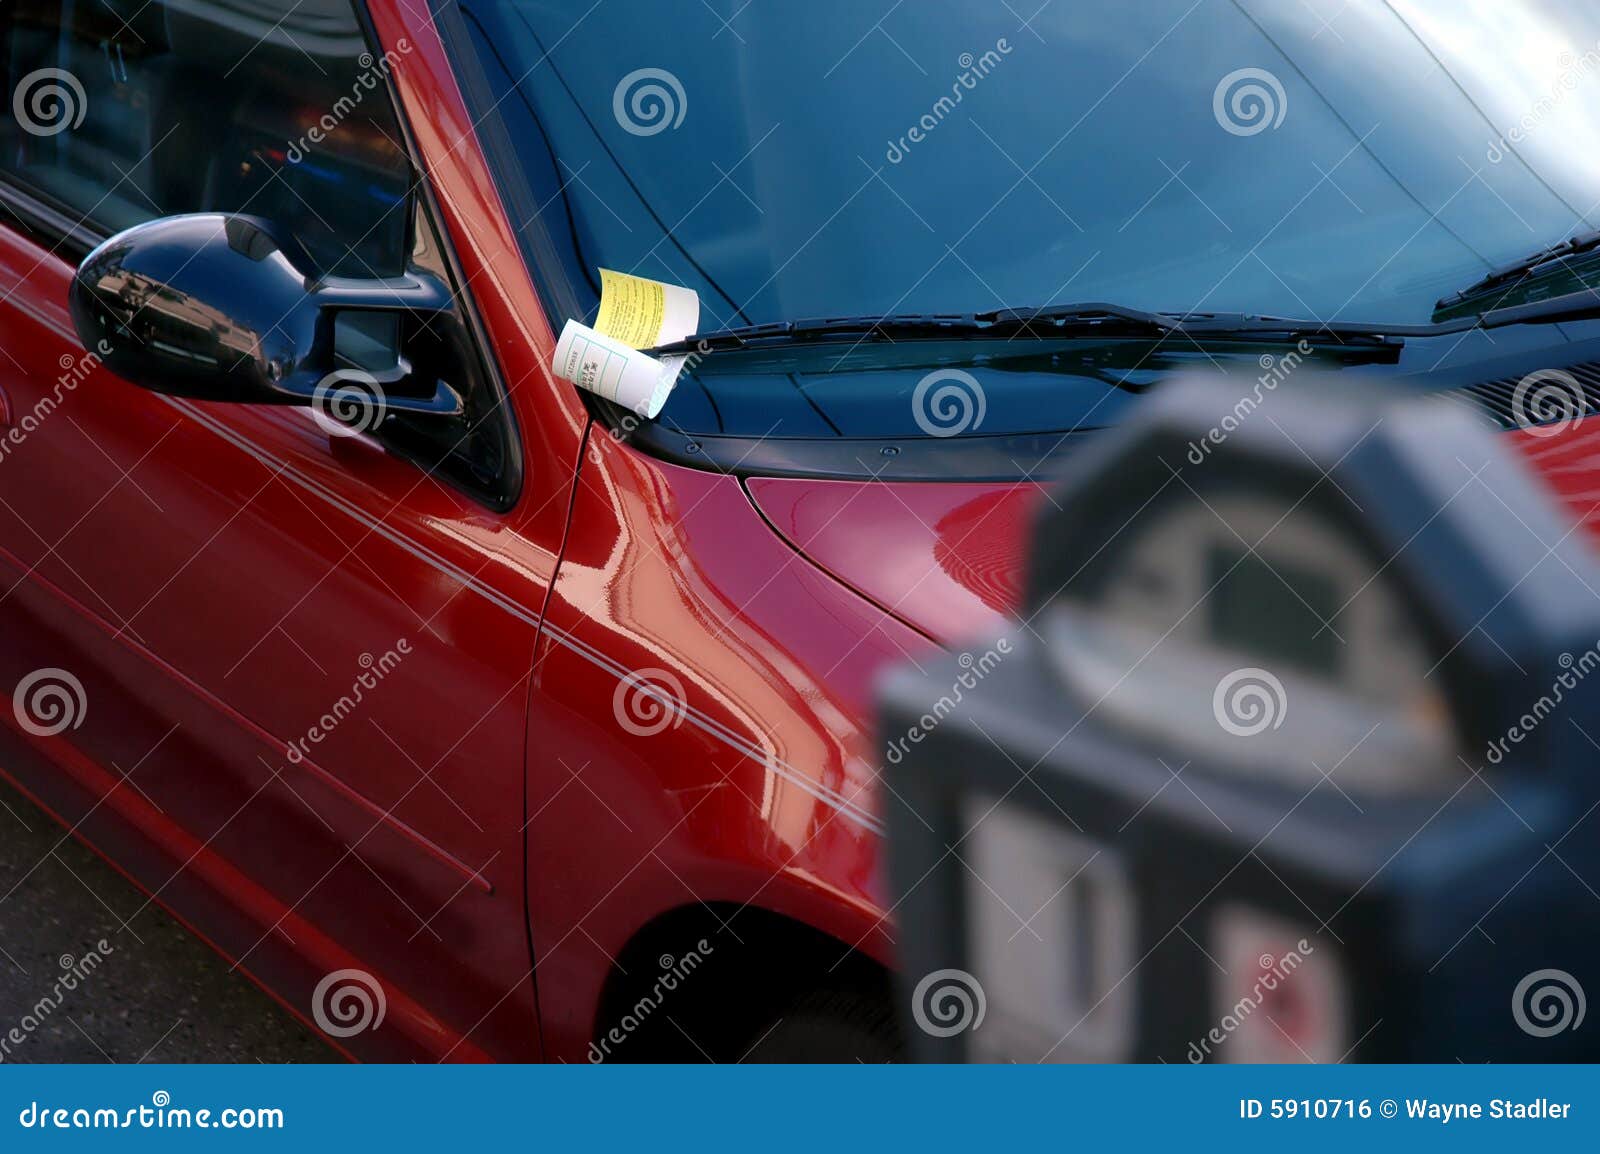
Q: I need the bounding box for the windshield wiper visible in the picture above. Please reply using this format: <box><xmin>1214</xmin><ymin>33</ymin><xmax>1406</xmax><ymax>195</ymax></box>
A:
<box><xmin>650</xmin><ymin>302</ymin><xmax>1404</xmax><ymax>355</ymax></box>
<box><xmin>1437</xmin><ymin>227</ymin><xmax>1600</xmax><ymax>310</ymax></box>
<box><xmin>653</xmin><ymin>302</ymin><xmax>1172</xmax><ymax>352</ymax></box>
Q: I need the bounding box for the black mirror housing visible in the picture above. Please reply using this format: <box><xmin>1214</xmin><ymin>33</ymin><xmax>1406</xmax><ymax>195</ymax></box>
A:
<box><xmin>69</xmin><ymin>213</ymin><xmax>462</xmax><ymax>417</ymax></box>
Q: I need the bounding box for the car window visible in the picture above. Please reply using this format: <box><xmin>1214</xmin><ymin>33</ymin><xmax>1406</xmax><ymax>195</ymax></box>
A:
<box><xmin>440</xmin><ymin>0</ymin><xmax>1600</xmax><ymax>450</ymax></box>
<box><xmin>0</xmin><ymin>0</ymin><xmax>410</xmax><ymax>276</ymax></box>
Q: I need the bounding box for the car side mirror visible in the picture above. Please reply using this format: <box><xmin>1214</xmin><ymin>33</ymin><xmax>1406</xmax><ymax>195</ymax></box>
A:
<box><xmin>69</xmin><ymin>213</ymin><xmax>464</xmax><ymax>421</ymax></box>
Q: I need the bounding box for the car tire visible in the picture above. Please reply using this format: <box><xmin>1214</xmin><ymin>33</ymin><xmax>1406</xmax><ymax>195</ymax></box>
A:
<box><xmin>738</xmin><ymin>986</ymin><xmax>905</xmax><ymax>1063</ymax></box>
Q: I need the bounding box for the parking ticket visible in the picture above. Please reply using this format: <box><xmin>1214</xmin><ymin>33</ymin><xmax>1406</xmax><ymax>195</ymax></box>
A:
<box><xmin>593</xmin><ymin>268</ymin><xmax>700</xmax><ymax>350</ymax></box>
<box><xmin>551</xmin><ymin>271</ymin><xmax>700</xmax><ymax>419</ymax></box>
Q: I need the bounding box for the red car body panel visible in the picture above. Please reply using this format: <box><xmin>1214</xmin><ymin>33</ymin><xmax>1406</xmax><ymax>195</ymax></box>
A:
<box><xmin>0</xmin><ymin>0</ymin><xmax>919</xmax><ymax>1063</ymax></box>
<box><xmin>523</xmin><ymin>443</ymin><xmax>922</xmax><ymax>1059</ymax></box>
<box><xmin>0</xmin><ymin>3</ymin><xmax>579</xmax><ymax>1061</ymax></box>
<box><xmin>1508</xmin><ymin>423</ymin><xmax>1600</xmax><ymax>538</ymax></box>
<box><xmin>747</xmin><ymin>477</ymin><xmax>1048</xmax><ymax>646</ymax></box>
<box><xmin>0</xmin><ymin>0</ymin><xmax>1595</xmax><ymax>1065</ymax></box>
<box><xmin>750</xmin><ymin>430</ymin><xmax>1600</xmax><ymax>648</ymax></box>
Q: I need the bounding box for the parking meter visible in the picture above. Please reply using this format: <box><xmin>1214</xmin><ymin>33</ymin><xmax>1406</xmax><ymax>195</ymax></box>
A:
<box><xmin>882</xmin><ymin>375</ymin><xmax>1600</xmax><ymax>1062</ymax></box>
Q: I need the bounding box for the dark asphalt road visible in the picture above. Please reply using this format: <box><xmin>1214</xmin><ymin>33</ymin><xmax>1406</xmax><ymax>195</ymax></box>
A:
<box><xmin>0</xmin><ymin>777</ymin><xmax>328</xmax><ymax>1064</ymax></box>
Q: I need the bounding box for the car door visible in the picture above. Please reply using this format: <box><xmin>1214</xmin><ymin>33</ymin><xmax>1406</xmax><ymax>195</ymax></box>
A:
<box><xmin>0</xmin><ymin>0</ymin><xmax>560</xmax><ymax>1060</ymax></box>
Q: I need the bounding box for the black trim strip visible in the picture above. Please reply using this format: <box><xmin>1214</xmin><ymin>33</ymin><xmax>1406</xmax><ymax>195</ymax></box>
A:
<box><xmin>0</xmin><ymin>175</ymin><xmax>105</xmax><ymax>259</ymax></box>
<box><xmin>601</xmin><ymin>399</ymin><xmax>1095</xmax><ymax>482</ymax></box>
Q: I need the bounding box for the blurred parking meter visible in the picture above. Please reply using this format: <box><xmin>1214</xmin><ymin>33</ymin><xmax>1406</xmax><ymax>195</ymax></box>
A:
<box><xmin>881</xmin><ymin>374</ymin><xmax>1600</xmax><ymax>1062</ymax></box>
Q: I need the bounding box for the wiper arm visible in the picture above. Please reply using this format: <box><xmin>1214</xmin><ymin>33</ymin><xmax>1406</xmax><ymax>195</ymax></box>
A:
<box><xmin>650</xmin><ymin>302</ymin><xmax>1403</xmax><ymax>355</ymax></box>
<box><xmin>650</xmin><ymin>302</ymin><xmax>1174</xmax><ymax>354</ymax></box>
<box><xmin>1009</xmin><ymin>306</ymin><xmax>1404</xmax><ymax>349</ymax></box>
<box><xmin>1437</xmin><ymin>227</ymin><xmax>1600</xmax><ymax>309</ymax></box>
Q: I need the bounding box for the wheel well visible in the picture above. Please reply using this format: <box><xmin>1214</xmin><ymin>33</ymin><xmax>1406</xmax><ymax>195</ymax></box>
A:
<box><xmin>590</xmin><ymin>903</ymin><xmax>893</xmax><ymax>1062</ymax></box>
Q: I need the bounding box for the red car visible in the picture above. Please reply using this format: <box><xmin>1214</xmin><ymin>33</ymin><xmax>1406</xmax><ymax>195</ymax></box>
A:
<box><xmin>0</xmin><ymin>0</ymin><xmax>1596</xmax><ymax>1062</ymax></box>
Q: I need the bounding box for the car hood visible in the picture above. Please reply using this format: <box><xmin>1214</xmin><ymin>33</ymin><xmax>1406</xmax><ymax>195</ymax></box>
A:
<box><xmin>746</xmin><ymin>475</ymin><xmax>1046</xmax><ymax>647</ymax></box>
<box><xmin>746</xmin><ymin>423</ymin><xmax>1600</xmax><ymax>648</ymax></box>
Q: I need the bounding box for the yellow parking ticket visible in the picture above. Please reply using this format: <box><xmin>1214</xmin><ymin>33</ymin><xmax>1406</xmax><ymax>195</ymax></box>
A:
<box><xmin>550</xmin><ymin>269</ymin><xmax>701</xmax><ymax>419</ymax></box>
<box><xmin>594</xmin><ymin>268</ymin><xmax>700</xmax><ymax>349</ymax></box>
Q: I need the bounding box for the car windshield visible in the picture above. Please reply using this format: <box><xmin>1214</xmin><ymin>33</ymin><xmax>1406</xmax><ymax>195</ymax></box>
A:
<box><xmin>439</xmin><ymin>0</ymin><xmax>1600</xmax><ymax>443</ymax></box>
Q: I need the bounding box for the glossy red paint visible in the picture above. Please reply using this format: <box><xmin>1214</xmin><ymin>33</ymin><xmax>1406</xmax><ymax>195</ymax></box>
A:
<box><xmin>749</xmin><ymin>424</ymin><xmax>1600</xmax><ymax>658</ymax></box>
<box><xmin>522</xmin><ymin>438</ymin><xmax>926</xmax><ymax>1058</ymax></box>
<box><xmin>0</xmin><ymin>0</ymin><xmax>929</xmax><ymax>1063</ymax></box>
<box><xmin>1</xmin><ymin>0</ymin><xmax>1594</xmax><ymax>1067</ymax></box>
<box><xmin>0</xmin><ymin>2</ymin><xmax>580</xmax><ymax>1061</ymax></box>
<box><xmin>748</xmin><ymin>477</ymin><xmax>1048</xmax><ymax>646</ymax></box>
<box><xmin>1507</xmin><ymin>422</ymin><xmax>1600</xmax><ymax>543</ymax></box>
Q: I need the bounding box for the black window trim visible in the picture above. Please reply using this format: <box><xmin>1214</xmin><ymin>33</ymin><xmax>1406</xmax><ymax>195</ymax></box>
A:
<box><xmin>0</xmin><ymin>166</ymin><xmax>107</xmax><ymax>262</ymax></box>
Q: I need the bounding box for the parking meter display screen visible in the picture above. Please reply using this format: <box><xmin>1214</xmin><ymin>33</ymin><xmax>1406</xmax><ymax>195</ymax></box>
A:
<box><xmin>1207</xmin><ymin>547</ymin><xmax>1339</xmax><ymax>675</ymax></box>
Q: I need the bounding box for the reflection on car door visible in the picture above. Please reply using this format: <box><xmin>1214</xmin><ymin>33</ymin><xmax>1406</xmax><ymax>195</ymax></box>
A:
<box><xmin>0</xmin><ymin>0</ymin><xmax>547</xmax><ymax>1059</ymax></box>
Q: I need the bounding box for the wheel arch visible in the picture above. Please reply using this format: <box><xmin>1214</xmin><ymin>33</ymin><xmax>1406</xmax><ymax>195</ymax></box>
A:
<box><xmin>588</xmin><ymin>900</ymin><xmax>896</xmax><ymax>1062</ymax></box>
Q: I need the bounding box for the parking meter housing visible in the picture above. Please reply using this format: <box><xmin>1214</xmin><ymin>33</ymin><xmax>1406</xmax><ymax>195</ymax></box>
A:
<box><xmin>883</xmin><ymin>375</ymin><xmax>1600</xmax><ymax>1062</ymax></box>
